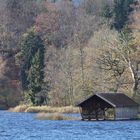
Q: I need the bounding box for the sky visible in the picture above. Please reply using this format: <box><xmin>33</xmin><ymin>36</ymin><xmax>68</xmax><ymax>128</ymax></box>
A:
<box><xmin>72</xmin><ymin>0</ymin><xmax>81</xmax><ymax>6</ymax></box>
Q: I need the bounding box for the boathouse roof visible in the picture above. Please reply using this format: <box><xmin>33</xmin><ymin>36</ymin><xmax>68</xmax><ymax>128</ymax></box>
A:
<box><xmin>77</xmin><ymin>93</ymin><xmax>139</xmax><ymax>108</ymax></box>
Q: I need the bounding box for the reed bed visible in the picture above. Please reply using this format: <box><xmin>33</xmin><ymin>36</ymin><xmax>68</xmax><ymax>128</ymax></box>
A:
<box><xmin>35</xmin><ymin>112</ymin><xmax>80</xmax><ymax>120</ymax></box>
<box><xmin>8</xmin><ymin>105</ymin><xmax>29</xmax><ymax>112</ymax></box>
<box><xmin>9</xmin><ymin>105</ymin><xmax>79</xmax><ymax>114</ymax></box>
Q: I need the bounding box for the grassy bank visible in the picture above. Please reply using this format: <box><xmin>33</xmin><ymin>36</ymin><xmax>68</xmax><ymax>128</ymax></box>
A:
<box><xmin>35</xmin><ymin>113</ymin><xmax>80</xmax><ymax>120</ymax></box>
<box><xmin>8</xmin><ymin>105</ymin><xmax>79</xmax><ymax>114</ymax></box>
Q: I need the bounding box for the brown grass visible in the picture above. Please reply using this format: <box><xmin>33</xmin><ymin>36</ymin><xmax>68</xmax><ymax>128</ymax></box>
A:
<box><xmin>8</xmin><ymin>105</ymin><xmax>29</xmax><ymax>112</ymax></box>
<box><xmin>9</xmin><ymin>105</ymin><xmax>79</xmax><ymax>114</ymax></box>
<box><xmin>35</xmin><ymin>113</ymin><xmax>79</xmax><ymax>120</ymax></box>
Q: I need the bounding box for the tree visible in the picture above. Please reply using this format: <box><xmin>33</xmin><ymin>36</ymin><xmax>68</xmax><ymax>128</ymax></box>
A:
<box><xmin>101</xmin><ymin>4</ymin><xmax>113</xmax><ymax>19</ymax></box>
<box><xmin>0</xmin><ymin>0</ymin><xmax>39</xmax><ymax>49</ymax></box>
<box><xmin>94</xmin><ymin>27</ymin><xmax>140</xmax><ymax>98</ymax></box>
<box><xmin>129</xmin><ymin>0</ymin><xmax>140</xmax><ymax>30</ymax></box>
<box><xmin>113</xmin><ymin>0</ymin><xmax>134</xmax><ymax>30</ymax></box>
<box><xmin>35</xmin><ymin>0</ymin><xmax>103</xmax><ymax>105</ymax></box>
<box><xmin>28</xmin><ymin>49</ymin><xmax>44</xmax><ymax>105</ymax></box>
<box><xmin>34</xmin><ymin>1</ymin><xmax>60</xmax><ymax>47</ymax></box>
<box><xmin>20</xmin><ymin>30</ymin><xmax>45</xmax><ymax>105</ymax></box>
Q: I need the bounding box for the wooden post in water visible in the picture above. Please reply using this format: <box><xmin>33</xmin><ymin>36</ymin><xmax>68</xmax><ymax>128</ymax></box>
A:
<box><xmin>114</xmin><ymin>108</ymin><xmax>116</xmax><ymax>120</ymax></box>
<box><xmin>95</xmin><ymin>109</ymin><xmax>98</xmax><ymax>120</ymax></box>
<box><xmin>103</xmin><ymin>108</ymin><xmax>105</xmax><ymax>120</ymax></box>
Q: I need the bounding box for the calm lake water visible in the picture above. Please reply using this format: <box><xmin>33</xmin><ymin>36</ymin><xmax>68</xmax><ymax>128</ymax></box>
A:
<box><xmin>0</xmin><ymin>111</ymin><xmax>140</xmax><ymax>140</ymax></box>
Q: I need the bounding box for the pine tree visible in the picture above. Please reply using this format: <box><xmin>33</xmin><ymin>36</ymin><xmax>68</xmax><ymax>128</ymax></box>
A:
<box><xmin>20</xmin><ymin>30</ymin><xmax>45</xmax><ymax>105</ymax></box>
<box><xmin>28</xmin><ymin>49</ymin><xmax>44</xmax><ymax>105</ymax></box>
<box><xmin>101</xmin><ymin>4</ymin><xmax>112</xmax><ymax>19</ymax></box>
<box><xmin>113</xmin><ymin>0</ymin><xmax>134</xmax><ymax>30</ymax></box>
<box><xmin>20</xmin><ymin>31</ymin><xmax>43</xmax><ymax>89</ymax></box>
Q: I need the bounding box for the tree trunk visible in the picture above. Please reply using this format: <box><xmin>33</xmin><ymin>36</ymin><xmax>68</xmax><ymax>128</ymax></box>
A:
<box><xmin>128</xmin><ymin>60</ymin><xmax>139</xmax><ymax>98</ymax></box>
<box><xmin>69</xmin><ymin>71</ymin><xmax>74</xmax><ymax>105</ymax></box>
<box><xmin>79</xmin><ymin>45</ymin><xmax>86</xmax><ymax>98</ymax></box>
<box><xmin>80</xmin><ymin>46</ymin><xmax>84</xmax><ymax>86</ymax></box>
<box><xmin>132</xmin><ymin>79</ymin><xmax>139</xmax><ymax>98</ymax></box>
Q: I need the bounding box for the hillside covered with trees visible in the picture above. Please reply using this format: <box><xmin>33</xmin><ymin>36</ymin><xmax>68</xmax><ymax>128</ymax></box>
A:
<box><xmin>0</xmin><ymin>0</ymin><xmax>139</xmax><ymax>109</ymax></box>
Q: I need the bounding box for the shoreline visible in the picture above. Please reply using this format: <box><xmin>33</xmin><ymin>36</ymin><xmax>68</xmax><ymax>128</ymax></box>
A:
<box><xmin>8</xmin><ymin>105</ymin><xmax>80</xmax><ymax>114</ymax></box>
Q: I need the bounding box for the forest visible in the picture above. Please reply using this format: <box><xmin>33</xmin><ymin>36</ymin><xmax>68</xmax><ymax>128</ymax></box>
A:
<box><xmin>0</xmin><ymin>0</ymin><xmax>140</xmax><ymax>109</ymax></box>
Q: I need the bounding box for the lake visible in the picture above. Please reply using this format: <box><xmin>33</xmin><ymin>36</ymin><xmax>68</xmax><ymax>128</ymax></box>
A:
<box><xmin>0</xmin><ymin>111</ymin><xmax>140</xmax><ymax>140</ymax></box>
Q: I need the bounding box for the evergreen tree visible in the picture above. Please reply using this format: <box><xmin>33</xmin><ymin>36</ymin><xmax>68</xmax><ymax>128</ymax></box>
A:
<box><xmin>20</xmin><ymin>31</ymin><xmax>43</xmax><ymax>89</ymax></box>
<box><xmin>113</xmin><ymin>0</ymin><xmax>134</xmax><ymax>30</ymax></box>
<box><xmin>20</xmin><ymin>30</ymin><xmax>45</xmax><ymax>105</ymax></box>
<box><xmin>101</xmin><ymin>4</ymin><xmax>112</xmax><ymax>19</ymax></box>
<box><xmin>28</xmin><ymin>49</ymin><xmax>44</xmax><ymax>105</ymax></box>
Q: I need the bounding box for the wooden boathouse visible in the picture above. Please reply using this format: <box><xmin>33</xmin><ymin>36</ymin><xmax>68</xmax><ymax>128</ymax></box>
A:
<box><xmin>77</xmin><ymin>93</ymin><xmax>139</xmax><ymax>121</ymax></box>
